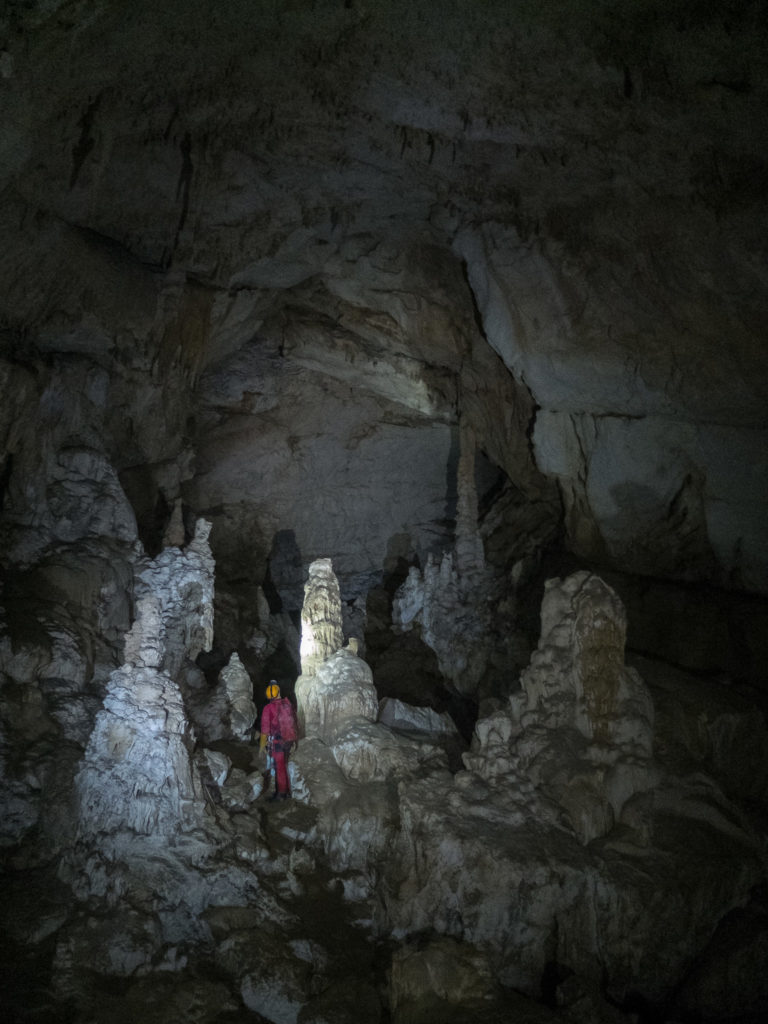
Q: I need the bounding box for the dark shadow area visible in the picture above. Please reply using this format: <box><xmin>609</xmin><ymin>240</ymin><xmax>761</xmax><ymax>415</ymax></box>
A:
<box><xmin>0</xmin><ymin>452</ymin><xmax>13</xmax><ymax>514</ymax></box>
<box><xmin>475</xmin><ymin>447</ymin><xmax>508</xmax><ymax>520</ymax></box>
<box><xmin>117</xmin><ymin>467</ymin><xmax>196</xmax><ymax>558</ymax></box>
<box><xmin>267</xmin><ymin>529</ymin><xmax>305</xmax><ymax>616</ymax></box>
<box><xmin>258</xmin><ymin>641</ymin><xmax>299</xmax><ymax>699</ymax></box>
<box><xmin>444</xmin><ymin>423</ymin><xmax>460</xmax><ymax>525</ymax></box>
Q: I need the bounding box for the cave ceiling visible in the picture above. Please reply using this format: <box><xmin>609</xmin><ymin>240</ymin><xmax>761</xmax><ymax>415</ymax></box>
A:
<box><xmin>1</xmin><ymin>0</ymin><xmax>767</xmax><ymax>639</ymax></box>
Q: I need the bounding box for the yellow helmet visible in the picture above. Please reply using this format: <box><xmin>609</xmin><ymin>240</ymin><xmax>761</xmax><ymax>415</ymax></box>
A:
<box><xmin>266</xmin><ymin>681</ymin><xmax>280</xmax><ymax>700</ymax></box>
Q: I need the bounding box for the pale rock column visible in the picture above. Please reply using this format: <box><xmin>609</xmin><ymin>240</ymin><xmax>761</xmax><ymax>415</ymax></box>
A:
<box><xmin>193</xmin><ymin>651</ymin><xmax>257</xmax><ymax>742</ymax></box>
<box><xmin>75</xmin><ymin>522</ymin><xmax>217</xmax><ymax>840</ymax></box>
<box><xmin>465</xmin><ymin>571</ymin><xmax>657</xmax><ymax>843</ymax></box>
<box><xmin>218</xmin><ymin>652</ymin><xmax>257</xmax><ymax>739</ymax></box>
<box><xmin>133</xmin><ymin>518</ymin><xmax>215</xmax><ymax>679</ymax></box>
<box><xmin>298</xmin><ymin>558</ymin><xmax>344</xmax><ymax>677</ymax></box>
<box><xmin>294</xmin><ymin>558</ymin><xmax>379</xmax><ymax>740</ymax></box>
<box><xmin>76</xmin><ymin>594</ymin><xmax>208</xmax><ymax>838</ymax></box>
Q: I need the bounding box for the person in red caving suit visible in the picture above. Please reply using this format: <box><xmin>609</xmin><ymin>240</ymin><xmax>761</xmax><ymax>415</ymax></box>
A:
<box><xmin>259</xmin><ymin>681</ymin><xmax>298</xmax><ymax>802</ymax></box>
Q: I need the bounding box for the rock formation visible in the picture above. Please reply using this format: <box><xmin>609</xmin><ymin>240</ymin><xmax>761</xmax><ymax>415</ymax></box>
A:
<box><xmin>72</xmin><ymin>520</ymin><xmax>224</xmax><ymax>847</ymax></box>
<box><xmin>75</xmin><ymin>592</ymin><xmax>209</xmax><ymax>839</ymax></box>
<box><xmin>392</xmin><ymin>551</ymin><xmax>491</xmax><ymax>696</ymax></box>
<box><xmin>381</xmin><ymin>572</ymin><xmax>765</xmax><ymax>1006</ymax></box>
<box><xmin>295</xmin><ymin>557</ymin><xmax>380</xmax><ymax>743</ymax></box>
<box><xmin>298</xmin><ymin>647</ymin><xmax>379</xmax><ymax>746</ymax></box>
<box><xmin>298</xmin><ymin>557</ymin><xmax>345</xmax><ymax>677</ymax></box>
<box><xmin>190</xmin><ymin>651</ymin><xmax>257</xmax><ymax>743</ymax></box>
<box><xmin>464</xmin><ymin>571</ymin><xmax>656</xmax><ymax>843</ymax></box>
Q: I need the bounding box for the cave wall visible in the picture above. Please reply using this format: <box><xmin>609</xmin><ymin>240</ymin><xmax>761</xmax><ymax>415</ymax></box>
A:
<box><xmin>1</xmin><ymin>1</ymin><xmax>766</xmax><ymax>626</ymax></box>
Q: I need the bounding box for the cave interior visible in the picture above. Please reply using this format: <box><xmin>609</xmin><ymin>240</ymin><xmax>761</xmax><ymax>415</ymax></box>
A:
<box><xmin>1</xmin><ymin>2</ymin><xmax>768</xmax><ymax>1023</ymax></box>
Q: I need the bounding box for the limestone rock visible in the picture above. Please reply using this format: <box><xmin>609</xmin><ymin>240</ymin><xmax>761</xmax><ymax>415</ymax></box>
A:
<box><xmin>162</xmin><ymin>497</ymin><xmax>186</xmax><ymax>547</ymax></box>
<box><xmin>244</xmin><ymin>587</ymin><xmax>302</xmax><ymax>678</ymax></box>
<box><xmin>2</xmin><ymin>441</ymin><xmax>139</xmax><ymax>568</ymax></box>
<box><xmin>62</xmin><ymin>975</ymin><xmax>240</xmax><ymax>1024</ymax></box>
<box><xmin>299</xmin><ymin>558</ymin><xmax>344</xmax><ymax>677</ymax></box>
<box><xmin>382</xmin><ymin>765</ymin><xmax>763</xmax><ymax>1005</ymax></box>
<box><xmin>378</xmin><ymin>697</ymin><xmax>459</xmax><ymax>737</ymax></box>
<box><xmin>216</xmin><ymin>652</ymin><xmax>257</xmax><ymax>738</ymax></box>
<box><xmin>392</xmin><ymin>551</ymin><xmax>491</xmax><ymax>696</ymax></box>
<box><xmin>75</xmin><ymin>659</ymin><xmax>207</xmax><ymax>837</ymax></box>
<box><xmin>219</xmin><ymin>766</ymin><xmax>265</xmax><ymax>812</ymax></box>
<box><xmin>555</xmin><ymin>975</ymin><xmax>633</xmax><ymax>1024</ymax></box>
<box><xmin>379</xmin><ymin>696</ymin><xmax>466</xmax><ymax>771</ymax></box>
<box><xmin>210</xmin><ymin>917</ymin><xmax>324</xmax><ymax>1024</ymax></box>
<box><xmin>465</xmin><ymin>571</ymin><xmax>656</xmax><ymax>843</ymax></box>
<box><xmin>636</xmin><ymin>655</ymin><xmax>768</xmax><ymax>805</ymax></box>
<box><xmin>133</xmin><ymin>518</ymin><xmax>215</xmax><ymax>678</ymax></box>
<box><xmin>296</xmin><ymin>648</ymin><xmax>378</xmax><ymax>744</ymax></box>
<box><xmin>533</xmin><ymin>410</ymin><xmax>768</xmax><ymax>592</ymax></box>
<box><xmin>298</xmin><ymin>975</ymin><xmax>384</xmax><ymax>1024</ymax></box>
<box><xmin>390</xmin><ymin>939</ymin><xmax>493</xmax><ymax>1024</ymax></box>
<box><xmin>290</xmin><ymin>738</ymin><xmax>401</xmax><ymax>878</ymax></box>
<box><xmin>389</xmin><ymin>936</ymin><xmax>557</xmax><ymax>1024</ymax></box>
<box><xmin>75</xmin><ymin>525</ymin><xmax>219</xmax><ymax>840</ymax></box>
<box><xmin>671</xmin><ymin>899</ymin><xmax>768</xmax><ymax>1022</ymax></box>
<box><xmin>2</xmin><ymin>4</ymin><xmax>768</xmax><ymax>1019</ymax></box>
<box><xmin>380</xmin><ymin>572</ymin><xmax>765</xmax><ymax>1004</ymax></box>
<box><xmin>196</xmin><ymin>747</ymin><xmax>231</xmax><ymax>788</ymax></box>
<box><xmin>321</xmin><ymin>777</ymin><xmax>402</xmax><ymax>877</ymax></box>
<box><xmin>52</xmin><ymin>908</ymin><xmax>162</xmax><ymax>987</ymax></box>
<box><xmin>330</xmin><ymin>717</ymin><xmax>448</xmax><ymax>783</ymax></box>
<box><xmin>291</xmin><ymin>738</ymin><xmax>352</xmax><ymax>811</ymax></box>
<box><xmin>191</xmin><ymin>651</ymin><xmax>257</xmax><ymax>743</ymax></box>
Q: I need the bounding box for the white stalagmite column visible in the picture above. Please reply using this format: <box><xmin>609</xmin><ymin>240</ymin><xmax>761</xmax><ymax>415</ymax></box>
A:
<box><xmin>75</xmin><ymin>519</ymin><xmax>217</xmax><ymax>839</ymax></box>
<box><xmin>298</xmin><ymin>557</ymin><xmax>344</xmax><ymax>677</ymax></box>
<box><xmin>294</xmin><ymin>557</ymin><xmax>377</xmax><ymax>739</ymax></box>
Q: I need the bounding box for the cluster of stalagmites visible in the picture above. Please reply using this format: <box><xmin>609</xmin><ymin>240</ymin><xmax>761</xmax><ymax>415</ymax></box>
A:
<box><xmin>3</xmin><ymin>543</ymin><xmax>767</xmax><ymax>1024</ymax></box>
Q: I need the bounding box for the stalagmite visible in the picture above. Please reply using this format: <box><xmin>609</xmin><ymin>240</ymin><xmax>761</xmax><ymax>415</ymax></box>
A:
<box><xmin>465</xmin><ymin>570</ymin><xmax>656</xmax><ymax>842</ymax></box>
<box><xmin>75</xmin><ymin>523</ymin><xmax>219</xmax><ymax>838</ymax></box>
<box><xmin>191</xmin><ymin>651</ymin><xmax>257</xmax><ymax>743</ymax></box>
<box><xmin>298</xmin><ymin>557</ymin><xmax>344</xmax><ymax>676</ymax></box>
<box><xmin>295</xmin><ymin>558</ymin><xmax>378</xmax><ymax>740</ymax></box>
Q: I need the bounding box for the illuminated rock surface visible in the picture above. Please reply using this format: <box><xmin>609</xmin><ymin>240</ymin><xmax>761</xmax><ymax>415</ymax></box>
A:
<box><xmin>297</xmin><ymin>647</ymin><xmax>379</xmax><ymax>746</ymax></box>
<box><xmin>297</xmin><ymin>557</ymin><xmax>345</xmax><ymax>678</ymax></box>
